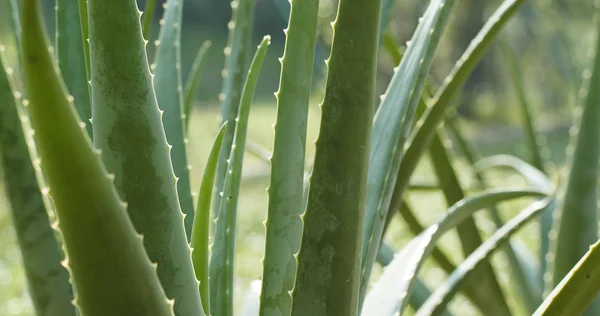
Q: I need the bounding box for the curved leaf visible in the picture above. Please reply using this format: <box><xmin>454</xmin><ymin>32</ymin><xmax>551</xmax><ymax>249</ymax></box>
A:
<box><xmin>360</xmin><ymin>188</ymin><xmax>547</xmax><ymax>316</ymax></box>
<box><xmin>191</xmin><ymin>122</ymin><xmax>228</xmax><ymax>315</ymax></box>
<box><xmin>415</xmin><ymin>195</ymin><xmax>555</xmax><ymax>316</ymax></box>
<box><xmin>87</xmin><ymin>0</ymin><xmax>202</xmax><ymax>313</ymax></box>
<box><xmin>184</xmin><ymin>40</ymin><xmax>211</xmax><ymax>131</ymax></box>
<box><xmin>209</xmin><ymin>36</ymin><xmax>271</xmax><ymax>316</ymax></box>
<box><xmin>17</xmin><ymin>1</ymin><xmax>172</xmax><ymax>314</ymax></box>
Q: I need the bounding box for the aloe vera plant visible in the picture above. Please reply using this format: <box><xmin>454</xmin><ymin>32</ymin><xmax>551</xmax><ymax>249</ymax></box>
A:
<box><xmin>3</xmin><ymin>0</ymin><xmax>600</xmax><ymax>315</ymax></box>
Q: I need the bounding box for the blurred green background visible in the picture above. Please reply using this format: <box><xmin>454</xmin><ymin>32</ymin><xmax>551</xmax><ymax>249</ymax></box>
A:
<box><xmin>0</xmin><ymin>0</ymin><xmax>595</xmax><ymax>314</ymax></box>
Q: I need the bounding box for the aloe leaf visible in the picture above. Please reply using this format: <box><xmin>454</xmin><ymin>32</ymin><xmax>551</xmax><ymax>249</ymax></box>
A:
<box><xmin>387</xmin><ymin>0</ymin><xmax>526</xmax><ymax>222</ymax></box>
<box><xmin>191</xmin><ymin>122</ymin><xmax>227</xmax><ymax>315</ymax></box>
<box><xmin>142</xmin><ymin>0</ymin><xmax>157</xmax><ymax>40</ymax></box>
<box><xmin>214</xmin><ymin>0</ymin><xmax>255</xmax><ymax>215</ymax></box>
<box><xmin>474</xmin><ymin>154</ymin><xmax>553</xmax><ymax>192</ymax></box>
<box><xmin>77</xmin><ymin>0</ymin><xmax>90</xmax><ymax>81</ymax></box>
<box><xmin>17</xmin><ymin>1</ymin><xmax>172</xmax><ymax>314</ymax></box>
<box><xmin>360</xmin><ymin>0</ymin><xmax>456</xmax><ymax>305</ymax></box>
<box><xmin>56</xmin><ymin>0</ymin><xmax>92</xmax><ymax>137</ymax></box>
<box><xmin>209</xmin><ymin>36</ymin><xmax>270</xmax><ymax>316</ymax></box>
<box><xmin>415</xmin><ymin>195</ymin><xmax>555</xmax><ymax>316</ymax></box>
<box><xmin>428</xmin><ymin>130</ymin><xmax>511</xmax><ymax>315</ymax></box>
<box><xmin>184</xmin><ymin>41</ymin><xmax>212</xmax><ymax>131</ymax></box>
<box><xmin>290</xmin><ymin>0</ymin><xmax>381</xmax><ymax>313</ymax></box>
<box><xmin>0</xmin><ymin>47</ymin><xmax>76</xmax><ymax>316</ymax></box>
<box><xmin>378</xmin><ymin>244</ymin><xmax>454</xmax><ymax>316</ymax></box>
<box><xmin>534</xmin><ymin>239</ymin><xmax>600</xmax><ymax>316</ymax></box>
<box><xmin>152</xmin><ymin>0</ymin><xmax>195</xmax><ymax>237</ymax></box>
<box><xmin>86</xmin><ymin>0</ymin><xmax>202</xmax><ymax>313</ymax></box>
<box><xmin>475</xmin><ymin>154</ymin><xmax>555</xmax><ymax>287</ymax></box>
<box><xmin>259</xmin><ymin>0</ymin><xmax>319</xmax><ymax>315</ymax></box>
<box><xmin>546</xmin><ymin>10</ymin><xmax>600</xmax><ymax>315</ymax></box>
<box><xmin>445</xmin><ymin>121</ymin><xmax>545</xmax><ymax>311</ymax></box>
<box><xmin>498</xmin><ymin>41</ymin><xmax>547</xmax><ymax>173</ymax></box>
<box><xmin>360</xmin><ymin>188</ymin><xmax>547</xmax><ymax>316</ymax></box>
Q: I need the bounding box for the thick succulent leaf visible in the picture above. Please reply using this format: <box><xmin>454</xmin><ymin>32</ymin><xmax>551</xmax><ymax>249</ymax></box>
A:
<box><xmin>498</xmin><ymin>41</ymin><xmax>547</xmax><ymax>173</ymax></box>
<box><xmin>291</xmin><ymin>0</ymin><xmax>381</xmax><ymax>313</ymax></box>
<box><xmin>360</xmin><ymin>189</ymin><xmax>547</xmax><ymax>316</ymax></box>
<box><xmin>259</xmin><ymin>0</ymin><xmax>319</xmax><ymax>314</ymax></box>
<box><xmin>387</xmin><ymin>0</ymin><xmax>526</xmax><ymax>223</ymax></box>
<box><xmin>77</xmin><ymin>0</ymin><xmax>90</xmax><ymax>81</ymax></box>
<box><xmin>184</xmin><ymin>41</ymin><xmax>212</xmax><ymax>131</ymax></box>
<box><xmin>17</xmin><ymin>1</ymin><xmax>172</xmax><ymax>314</ymax></box>
<box><xmin>0</xmin><ymin>47</ymin><xmax>75</xmax><ymax>316</ymax></box>
<box><xmin>416</xmin><ymin>195</ymin><xmax>555</xmax><ymax>316</ymax></box>
<box><xmin>152</xmin><ymin>0</ymin><xmax>195</xmax><ymax>237</ymax></box>
<box><xmin>214</xmin><ymin>0</ymin><xmax>255</xmax><ymax>215</ymax></box>
<box><xmin>86</xmin><ymin>0</ymin><xmax>202</xmax><ymax>313</ymax></box>
<box><xmin>56</xmin><ymin>0</ymin><xmax>92</xmax><ymax>137</ymax></box>
<box><xmin>534</xmin><ymin>239</ymin><xmax>600</xmax><ymax>316</ymax></box>
<box><xmin>142</xmin><ymin>0</ymin><xmax>157</xmax><ymax>40</ymax></box>
<box><xmin>191</xmin><ymin>122</ymin><xmax>228</xmax><ymax>315</ymax></box>
<box><xmin>360</xmin><ymin>0</ymin><xmax>456</xmax><ymax>304</ymax></box>
<box><xmin>546</xmin><ymin>10</ymin><xmax>600</xmax><ymax>314</ymax></box>
<box><xmin>209</xmin><ymin>36</ymin><xmax>270</xmax><ymax>316</ymax></box>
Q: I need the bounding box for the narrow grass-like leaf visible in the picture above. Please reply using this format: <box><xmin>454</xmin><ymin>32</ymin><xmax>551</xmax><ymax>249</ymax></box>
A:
<box><xmin>152</xmin><ymin>0</ymin><xmax>195</xmax><ymax>237</ymax></box>
<box><xmin>498</xmin><ymin>41</ymin><xmax>546</xmax><ymax>173</ymax></box>
<box><xmin>209</xmin><ymin>36</ymin><xmax>270</xmax><ymax>316</ymax></box>
<box><xmin>446</xmin><ymin>121</ymin><xmax>545</xmax><ymax>311</ymax></box>
<box><xmin>360</xmin><ymin>189</ymin><xmax>547</xmax><ymax>316</ymax></box>
<box><xmin>416</xmin><ymin>195</ymin><xmax>555</xmax><ymax>316</ymax></box>
<box><xmin>191</xmin><ymin>122</ymin><xmax>227</xmax><ymax>315</ymax></box>
<box><xmin>0</xmin><ymin>47</ymin><xmax>75</xmax><ymax>316</ymax></box>
<box><xmin>184</xmin><ymin>41</ymin><xmax>211</xmax><ymax>131</ymax></box>
<box><xmin>142</xmin><ymin>0</ymin><xmax>157</xmax><ymax>40</ymax></box>
<box><xmin>56</xmin><ymin>0</ymin><xmax>92</xmax><ymax>137</ymax></box>
<box><xmin>534</xmin><ymin>239</ymin><xmax>600</xmax><ymax>316</ymax></box>
<box><xmin>259</xmin><ymin>0</ymin><xmax>319</xmax><ymax>314</ymax></box>
<box><xmin>214</xmin><ymin>0</ymin><xmax>255</xmax><ymax>214</ymax></box>
<box><xmin>546</xmin><ymin>10</ymin><xmax>600</xmax><ymax>314</ymax></box>
<box><xmin>428</xmin><ymin>130</ymin><xmax>510</xmax><ymax>315</ymax></box>
<box><xmin>17</xmin><ymin>1</ymin><xmax>172</xmax><ymax>314</ymax></box>
<box><xmin>378</xmin><ymin>244</ymin><xmax>454</xmax><ymax>316</ymax></box>
<box><xmin>291</xmin><ymin>0</ymin><xmax>381</xmax><ymax>313</ymax></box>
<box><xmin>360</xmin><ymin>1</ymin><xmax>456</xmax><ymax>305</ymax></box>
<box><xmin>387</xmin><ymin>0</ymin><xmax>526</xmax><ymax>221</ymax></box>
<box><xmin>87</xmin><ymin>0</ymin><xmax>202</xmax><ymax>313</ymax></box>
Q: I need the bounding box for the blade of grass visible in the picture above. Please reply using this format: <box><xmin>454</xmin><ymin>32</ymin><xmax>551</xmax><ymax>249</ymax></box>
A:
<box><xmin>259</xmin><ymin>0</ymin><xmax>319</xmax><ymax>314</ymax></box>
<box><xmin>184</xmin><ymin>41</ymin><xmax>212</xmax><ymax>131</ymax></box>
<box><xmin>291</xmin><ymin>0</ymin><xmax>382</xmax><ymax>313</ymax></box>
<box><xmin>416</xmin><ymin>195</ymin><xmax>555</xmax><ymax>316</ymax></box>
<box><xmin>361</xmin><ymin>188</ymin><xmax>547</xmax><ymax>316</ymax></box>
<box><xmin>17</xmin><ymin>1</ymin><xmax>172</xmax><ymax>313</ymax></box>
<box><xmin>0</xmin><ymin>46</ymin><xmax>76</xmax><ymax>316</ymax></box>
<box><xmin>191</xmin><ymin>122</ymin><xmax>228</xmax><ymax>315</ymax></box>
<box><xmin>214</xmin><ymin>0</ymin><xmax>255</xmax><ymax>215</ymax></box>
<box><xmin>56</xmin><ymin>0</ymin><xmax>92</xmax><ymax>137</ymax></box>
<box><xmin>209</xmin><ymin>36</ymin><xmax>271</xmax><ymax>316</ymax></box>
<box><xmin>360</xmin><ymin>1</ymin><xmax>457</xmax><ymax>306</ymax></box>
<box><xmin>546</xmin><ymin>7</ymin><xmax>600</xmax><ymax>315</ymax></box>
<box><xmin>152</xmin><ymin>0</ymin><xmax>195</xmax><ymax>237</ymax></box>
<box><xmin>87</xmin><ymin>0</ymin><xmax>202</xmax><ymax>313</ymax></box>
